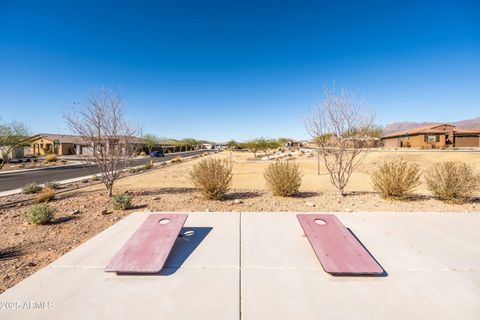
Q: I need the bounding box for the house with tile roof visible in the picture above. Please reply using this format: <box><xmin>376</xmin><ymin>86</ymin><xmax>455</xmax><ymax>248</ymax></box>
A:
<box><xmin>381</xmin><ymin>124</ymin><xmax>480</xmax><ymax>148</ymax></box>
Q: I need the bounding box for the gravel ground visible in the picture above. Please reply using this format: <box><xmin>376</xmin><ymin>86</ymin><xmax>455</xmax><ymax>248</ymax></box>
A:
<box><xmin>1</xmin><ymin>185</ymin><xmax>479</xmax><ymax>293</ymax></box>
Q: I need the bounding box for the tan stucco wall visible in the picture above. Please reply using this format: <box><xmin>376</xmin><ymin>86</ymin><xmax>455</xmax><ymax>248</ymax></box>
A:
<box><xmin>383</xmin><ymin>134</ymin><xmax>446</xmax><ymax>148</ymax></box>
<box><xmin>31</xmin><ymin>138</ymin><xmax>77</xmax><ymax>155</ymax></box>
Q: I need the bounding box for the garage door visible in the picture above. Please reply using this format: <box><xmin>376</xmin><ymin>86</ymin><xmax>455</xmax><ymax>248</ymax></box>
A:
<box><xmin>455</xmin><ymin>136</ymin><xmax>480</xmax><ymax>147</ymax></box>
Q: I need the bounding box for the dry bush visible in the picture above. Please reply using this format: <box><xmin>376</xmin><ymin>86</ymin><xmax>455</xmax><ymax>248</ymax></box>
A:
<box><xmin>112</xmin><ymin>193</ymin><xmax>132</xmax><ymax>210</ymax></box>
<box><xmin>190</xmin><ymin>158</ymin><xmax>232</xmax><ymax>200</ymax></box>
<box><xmin>36</xmin><ymin>187</ymin><xmax>55</xmax><ymax>203</ymax></box>
<box><xmin>26</xmin><ymin>203</ymin><xmax>55</xmax><ymax>225</ymax></box>
<box><xmin>264</xmin><ymin>161</ymin><xmax>302</xmax><ymax>197</ymax></box>
<box><xmin>45</xmin><ymin>180</ymin><xmax>60</xmax><ymax>189</ymax></box>
<box><xmin>171</xmin><ymin>156</ymin><xmax>182</xmax><ymax>163</ymax></box>
<box><xmin>425</xmin><ymin>161</ymin><xmax>480</xmax><ymax>203</ymax></box>
<box><xmin>22</xmin><ymin>182</ymin><xmax>42</xmax><ymax>194</ymax></box>
<box><xmin>371</xmin><ymin>159</ymin><xmax>421</xmax><ymax>199</ymax></box>
<box><xmin>45</xmin><ymin>154</ymin><xmax>56</xmax><ymax>162</ymax></box>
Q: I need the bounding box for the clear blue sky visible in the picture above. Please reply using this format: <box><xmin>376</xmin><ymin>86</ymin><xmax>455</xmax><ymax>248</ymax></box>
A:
<box><xmin>0</xmin><ymin>0</ymin><xmax>479</xmax><ymax>141</ymax></box>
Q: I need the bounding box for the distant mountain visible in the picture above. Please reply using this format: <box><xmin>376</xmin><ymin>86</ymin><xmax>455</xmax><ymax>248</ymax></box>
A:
<box><xmin>383</xmin><ymin>117</ymin><xmax>480</xmax><ymax>135</ymax></box>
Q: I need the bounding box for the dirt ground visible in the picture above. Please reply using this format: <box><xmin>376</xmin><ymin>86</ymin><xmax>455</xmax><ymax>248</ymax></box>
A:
<box><xmin>94</xmin><ymin>149</ymin><xmax>480</xmax><ymax>195</ymax></box>
<box><xmin>1</xmin><ymin>149</ymin><xmax>479</xmax><ymax>293</ymax></box>
<box><xmin>0</xmin><ymin>160</ymin><xmax>75</xmax><ymax>172</ymax></box>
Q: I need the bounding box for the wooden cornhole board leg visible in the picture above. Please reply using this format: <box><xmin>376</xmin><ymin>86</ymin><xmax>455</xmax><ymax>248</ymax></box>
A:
<box><xmin>297</xmin><ymin>214</ymin><xmax>384</xmax><ymax>275</ymax></box>
<box><xmin>105</xmin><ymin>213</ymin><xmax>188</xmax><ymax>274</ymax></box>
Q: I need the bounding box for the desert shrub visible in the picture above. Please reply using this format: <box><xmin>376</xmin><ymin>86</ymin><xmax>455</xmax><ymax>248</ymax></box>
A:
<box><xmin>264</xmin><ymin>161</ymin><xmax>302</xmax><ymax>197</ymax></box>
<box><xmin>128</xmin><ymin>167</ymin><xmax>142</xmax><ymax>174</ymax></box>
<box><xmin>44</xmin><ymin>180</ymin><xmax>60</xmax><ymax>189</ymax></box>
<box><xmin>190</xmin><ymin>158</ymin><xmax>232</xmax><ymax>200</ymax></box>
<box><xmin>112</xmin><ymin>194</ymin><xmax>132</xmax><ymax>210</ymax></box>
<box><xmin>425</xmin><ymin>161</ymin><xmax>480</xmax><ymax>203</ymax></box>
<box><xmin>45</xmin><ymin>154</ymin><xmax>56</xmax><ymax>162</ymax></box>
<box><xmin>91</xmin><ymin>175</ymin><xmax>99</xmax><ymax>181</ymax></box>
<box><xmin>139</xmin><ymin>151</ymin><xmax>146</xmax><ymax>156</ymax></box>
<box><xmin>36</xmin><ymin>187</ymin><xmax>55</xmax><ymax>203</ymax></box>
<box><xmin>371</xmin><ymin>159</ymin><xmax>421</xmax><ymax>199</ymax></box>
<box><xmin>143</xmin><ymin>160</ymin><xmax>154</xmax><ymax>170</ymax></box>
<box><xmin>171</xmin><ymin>156</ymin><xmax>182</xmax><ymax>163</ymax></box>
<box><xmin>26</xmin><ymin>203</ymin><xmax>55</xmax><ymax>224</ymax></box>
<box><xmin>23</xmin><ymin>182</ymin><xmax>42</xmax><ymax>194</ymax></box>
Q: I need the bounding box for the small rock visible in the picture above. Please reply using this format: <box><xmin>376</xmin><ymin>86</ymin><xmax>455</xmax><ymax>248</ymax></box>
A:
<box><xmin>151</xmin><ymin>196</ymin><xmax>161</xmax><ymax>200</ymax></box>
<box><xmin>70</xmin><ymin>209</ymin><xmax>80</xmax><ymax>215</ymax></box>
<box><xmin>14</xmin><ymin>232</ymin><xmax>20</xmax><ymax>236</ymax></box>
<box><xmin>234</xmin><ymin>199</ymin><xmax>243</xmax><ymax>204</ymax></box>
<box><xmin>101</xmin><ymin>209</ymin><xmax>110</xmax><ymax>215</ymax></box>
<box><xmin>27</xmin><ymin>262</ymin><xmax>36</xmax><ymax>267</ymax></box>
<box><xmin>305</xmin><ymin>201</ymin><xmax>315</xmax><ymax>207</ymax></box>
<box><xmin>344</xmin><ymin>208</ymin><xmax>353</xmax><ymax>212</ymax></box>
<box><xmin>205</xmin><ymin>208</ymin><xmax>210</xmax><ymax>212</ymax></box>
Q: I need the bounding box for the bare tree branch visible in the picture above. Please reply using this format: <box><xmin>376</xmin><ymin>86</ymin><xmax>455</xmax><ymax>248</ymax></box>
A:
<box><xmin>64</xmin><ymin>89</ymin><xmax>141</xmax><ymax>197</ymax></box>
<box><xmin>306</xmin><ymin>87</ymin><xmax>376</xmax><ymax>196</ymax></box>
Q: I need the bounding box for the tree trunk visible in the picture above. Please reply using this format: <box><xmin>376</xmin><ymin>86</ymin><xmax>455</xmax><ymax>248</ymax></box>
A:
<box><xmin>107</xmin><ymin>183</ymin><xmax>113</xmax><ymax>197</ymax></box>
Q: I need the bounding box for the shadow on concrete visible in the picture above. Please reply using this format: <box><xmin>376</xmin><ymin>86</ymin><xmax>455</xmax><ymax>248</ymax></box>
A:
<box><xmin>116</xmin><ymin>227</ymin><xmax>212</xmax><ymax>277</ymax></box>
<box><xmin>337</xmin><ymin>228</ymin><xmax>388</xmax><ymax>278</ymax></box>
<box><xmin>159</xmin><ymin>227</ymin><xmax>212</xmax><ymax>275</ymax></box>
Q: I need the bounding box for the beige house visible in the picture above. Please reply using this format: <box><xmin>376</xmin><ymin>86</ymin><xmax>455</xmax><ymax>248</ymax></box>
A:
<box><xmin>382</xmin><ymin>124</ymin><xmax>480</xmax><ymax>148</ymax></box>
<box><xmin>30</xmin><ymin>134</ymin><xmax>89</xmax><ymax>156</ymax></box>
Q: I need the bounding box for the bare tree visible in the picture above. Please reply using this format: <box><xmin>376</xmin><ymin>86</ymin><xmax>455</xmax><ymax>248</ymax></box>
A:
<box><xmin>306</xmin><ymin>87</ymin><xmax>376</xmax><ymax>196</ymax></box>
<box><xmin>65</xmin><ymin>89</ymin><xmax>141</xmax><ymax>197</ymax></box>
<box><xmin>0</xmin><ymin>120</ymin><xmax>30</xmax><ymax>169</ymax></box>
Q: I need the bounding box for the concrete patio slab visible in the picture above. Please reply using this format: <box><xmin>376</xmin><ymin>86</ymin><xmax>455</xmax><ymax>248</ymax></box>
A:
<box><xmin>51</xmin><ymin>212</ymin><xmax>240</xmax><ymax>268</ymax></box>
<box><xmin>0</xmin><ymin>212</ymin><xmax>240</xmax><ymax>320</ymax></box>
<box><xmin>1</xmin><ymin>211</ymin><xmax>479</xmax><ymax>320</ymax></box>
<box><xmin>241</xmin><ymin>212</ymin><xmax>480</xmax><ymax>320</ymax></box>
<box><xmin>241</xmin><ymin>268</ymin><xmax>480</xmax><ymax>320</ymax></box>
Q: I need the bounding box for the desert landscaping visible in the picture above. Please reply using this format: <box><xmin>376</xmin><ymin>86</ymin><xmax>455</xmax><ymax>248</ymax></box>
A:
<box><xmin>1</xmin><ymin>149</ymin><xmax>479</xmax><ymax>293</ymax></box>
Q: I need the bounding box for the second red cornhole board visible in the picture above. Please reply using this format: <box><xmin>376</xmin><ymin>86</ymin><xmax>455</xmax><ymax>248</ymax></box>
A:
<box><xmin>105</xmin><ymin>213</ymin><xmax>188</xmax><ymax>274</ymax></box>
<box><xmin>297</xmin><ymin>214</ymin><xmax>383</xmax><ymax>275</ymax></box>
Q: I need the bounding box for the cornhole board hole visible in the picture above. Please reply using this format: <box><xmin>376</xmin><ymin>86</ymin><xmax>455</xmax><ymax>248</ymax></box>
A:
<box><xmin>297</xmin><ymin>214</ymin><xmax>384</xmax><ymax>275</ymax></box>
<box><xmin>105</xmin><ymin>213</ymin><xmax>188</xmax><ymax>274</ymax></box>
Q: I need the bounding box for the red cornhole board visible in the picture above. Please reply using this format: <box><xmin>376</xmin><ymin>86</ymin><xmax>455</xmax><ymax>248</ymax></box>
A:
<box><xmin>105</xmin><ymin>213</ymin><xmax>188</xmax><ymax>274</ymax></box>
<box><xmin>297</xmin><ymin>214</ymin><xmax>383</xmax><ymax>275</ymax></box>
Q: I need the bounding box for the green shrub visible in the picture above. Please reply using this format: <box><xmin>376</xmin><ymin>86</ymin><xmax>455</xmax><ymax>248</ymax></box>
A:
<box><xmin>23</xmin><ymin>182</ymin><xmax>42</xmax><ymax>194</ymax></box>
<box><xmin>112</xmin><ymin>194</ymin><xmax>132</xmax><ymax>210</ymax></box>
<box><xmin>371</xmin><ymin>159</ymin><xmax>421</xmax><ymax>199</ymax></box>
<box><xmin>425</xmin><ymin>161</ymin><xmax>480</xmax><ymax>203</ymax></box>
<box><xmin>45</xmin><ymin>154</ymin><xmax>56</xmax><ymax>162</ymax></box>
<box><xmin>264</xmin><ymin>161</ymin><xmax>302</xmax><ymax>197</ymax></box>
<box><xmin>26</xmin><ymin>203</ymin><xmax>55</xmax><ymax>224</ymax></box>
<box><xmin>128</xmin><ymin>167</ymin><xmax>142</xmax><ymax>174</ymax></box>
<box><xmin>143</xmin><ymin>161</ymin><xmax>154</xmax><ymax>170</ymax></box>
<box><xmin>36</xmin><ymin>187</ymin><xmax>55</xmax><ymax>203</ymax></box>
<box><xmin>44</xmin><ymin>180</ymin><xmax>60</xmax><ymax>189</ymax></box>
<box><xmin>190</xmin><ymin>158</ymin><xmax>232</xmax><ymax>200</ymax></box>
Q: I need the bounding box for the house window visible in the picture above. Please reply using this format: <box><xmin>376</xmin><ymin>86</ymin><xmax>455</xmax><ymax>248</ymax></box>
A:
<box><xmin>427</xmin><ymin>135</ymin><xmax>438</xmax><ymax>143</ymax></box>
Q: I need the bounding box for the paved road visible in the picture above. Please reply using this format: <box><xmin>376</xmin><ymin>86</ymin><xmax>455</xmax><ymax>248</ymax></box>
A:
<box><xmin>0</xmin><ymin>150</ymin><xmax>213</xmax><ymax>192</ymax></box>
